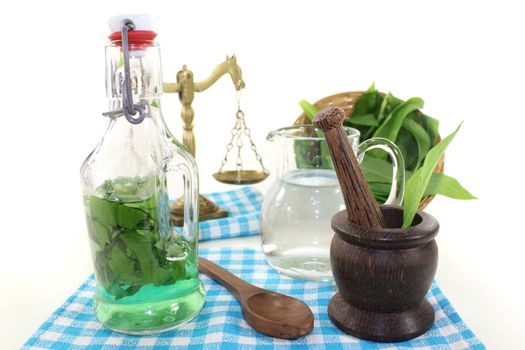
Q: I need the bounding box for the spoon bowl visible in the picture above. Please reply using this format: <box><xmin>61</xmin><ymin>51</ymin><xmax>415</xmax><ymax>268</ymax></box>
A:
<box><xmin>244</xmin><ymin>292</ymin><xmax>314</xmax><ymax>339</ymax></box>
<box><xmin>199</xmin><ymin>257</ymin><xmax>314</xmax><ymax>339</ymax></box>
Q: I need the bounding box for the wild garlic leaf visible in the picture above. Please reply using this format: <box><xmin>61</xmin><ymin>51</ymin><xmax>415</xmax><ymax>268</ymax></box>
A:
<box><xmin>120</xmin><ymin>233</ymin><xmax>156</xmax><ymax>282</ymax></box>
<box><xmin>377</xmin><ymin>92</ymin><xmax>391</xmax><ymax>123</ymax></box>
<box><xmin>94</xmin><ymin>253</ymin><xmax>113</xmax><ymax>290</ymax></box>
<box><xmin>299</xmin><ymin>100</ymin><xmax>318</xmax><ymax>123</ymax></box>
<box><xmin>348</xmin><ymin>113</ymin><xmax>378</xmax><ymax>127</ymax></box>
<box><xmin>373</xmin><ymin>97</ymin><xmax>424</xmax><ymax>143</ymax></box>
<box><xmin>387</xmin><ymin>93</ymin><xmax>402</xmax><ymax>107</ymax></box>
<box><xmin>353</xmin><ymin>83</ymin><xmax>382</xmax><ymax>118</ymax></box>
<box><xmin>87</xmin><ymin>196</ymin><xmax>119</xmax><ymax>227</ymax></box>
<box><xmin>395</xmin><ymin>128</ymin><xmax>419</xmax><ymax>171</ymax></box>
<box><xmin>368</xmin><ymin>181</ymin><xmax>392</xmax><ymax>204</ymax></box>
<box><xmin>361</xmin><ymin>156</ymin><xmax>393</xmax><ymax>182</ymax></box>
<box><xmin>403</xmin><ymin>124</ymin><xmax>462</xmax><ymax>228</ymax></box>
<box><xmin>422</xmin><ymin>114</ymin><xmax>440</xmax><ymax>148</ymax></box>
<box><xmin>424</xmin><ymin>173</ymin><xmax>477</xmax><ymax>199</ymax></box>
<box><xmin>116</xmin><ymin>204</ymin><xmax>150</xmax><ymax>230</ymax></box>
<box><xmin>108</xmin><ymin>245</ymin><xmax>135</xmax><ymax>277</ymax></box>
<box><xmin>297</xmin><ymin>100</ymin><xmax>333</xmax><ymax>169</ymax></box>
<box><xmin>402</xmin><ymin>118</ymin><xmax>431</xmax><ymax>169</ymax></box>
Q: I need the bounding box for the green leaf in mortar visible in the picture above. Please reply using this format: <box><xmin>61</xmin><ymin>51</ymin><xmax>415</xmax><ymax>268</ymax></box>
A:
<box><xmin>424</xmin><ymin>173</ymin><xmax>477</xmax><ymax>200</ymax></box>
<box><xmin>403</xmin><ymin>123</ymin><xmax>462</xmax><ymax>228</ymax></box>
<box><xmin>363</xmin><ymin>155</ymin><xmax>475</xmax><ymax>203</ymax></box>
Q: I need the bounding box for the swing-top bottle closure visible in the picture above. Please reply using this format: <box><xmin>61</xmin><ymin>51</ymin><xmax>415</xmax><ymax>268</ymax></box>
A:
<box><xmin>107</xmin><ymin>14</ymin><xmax>157</xmax><ymax>50</ymax></box>
<box><xmin>103</xmin><ymin>14</ymin><xmax>162</xmax><ymax>124</ymax></box>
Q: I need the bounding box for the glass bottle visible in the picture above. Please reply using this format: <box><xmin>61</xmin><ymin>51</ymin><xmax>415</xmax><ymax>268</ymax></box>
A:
<box><xmin>80</xmin><ymin>16</ymin><xmax>205</xmax><ymax>334</ymax></box>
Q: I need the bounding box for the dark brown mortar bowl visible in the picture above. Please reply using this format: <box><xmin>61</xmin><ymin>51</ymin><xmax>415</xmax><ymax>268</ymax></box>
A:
<box><xmin>328</xmin><ymin>205</ymin><xmax>439</xmax><ymax>343</ymax></box>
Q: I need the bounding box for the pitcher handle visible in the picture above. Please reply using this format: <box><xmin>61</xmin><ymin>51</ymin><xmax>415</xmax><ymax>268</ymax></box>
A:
<box><xmin>357</xmin><ymin>137</ymin><xmax>405</xmax><ymax>206</ymax></box>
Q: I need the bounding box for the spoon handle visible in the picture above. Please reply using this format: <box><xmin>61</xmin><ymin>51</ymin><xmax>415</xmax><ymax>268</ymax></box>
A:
<box><xmin>198</xmin><ymin>257</ymin><xmax>259</xmax><ymax>300</ymax></box>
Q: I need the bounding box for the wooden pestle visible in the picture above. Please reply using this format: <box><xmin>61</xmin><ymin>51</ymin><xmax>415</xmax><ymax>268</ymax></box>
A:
<box><xmin>314</xmin><ymin>106</ymin><xmax>387</xmax><ymax>229</ymax></box>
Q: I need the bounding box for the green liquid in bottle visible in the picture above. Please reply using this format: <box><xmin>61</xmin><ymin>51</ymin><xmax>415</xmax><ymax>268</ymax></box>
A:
<box><xmin>83</xmin><ymin>176</ymin><xmax>205</xmax><ymax>334</ymax></box>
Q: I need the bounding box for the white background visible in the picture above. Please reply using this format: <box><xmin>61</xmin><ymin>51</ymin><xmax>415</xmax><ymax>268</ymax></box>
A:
<box><xmin>1</xmin><ymin>0</ymin><xmax>524</xmax><ymax>348</ymax></box>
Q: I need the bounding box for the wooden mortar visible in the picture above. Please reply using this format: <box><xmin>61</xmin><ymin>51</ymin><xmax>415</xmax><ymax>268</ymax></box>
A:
<box><xmin>328</xmin><ymin>206</ymin><xmax>439</xmax><ymax>342</ymax></box>
<box><xmin>314</xmin><ymin>106</ymin><xmax>439</xmax><ymax>342</ymax></box>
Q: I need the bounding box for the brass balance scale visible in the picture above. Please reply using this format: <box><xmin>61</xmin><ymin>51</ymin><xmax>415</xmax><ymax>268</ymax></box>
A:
<box><xmin>163</xmin><ymin>55</ymin><xmax>269</xmax><ymax>225</ymax></box>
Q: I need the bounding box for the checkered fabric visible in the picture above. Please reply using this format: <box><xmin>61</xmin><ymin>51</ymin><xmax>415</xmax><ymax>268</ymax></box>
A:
<box><xmin>24</xmin><ymin>248</ymin><xmax>484</xmax><ymax>350</ymax></box>
<box><xmin>198</xmin><ymin>187</ymin><xmax>262</xmax><ymax>241</ymax></box>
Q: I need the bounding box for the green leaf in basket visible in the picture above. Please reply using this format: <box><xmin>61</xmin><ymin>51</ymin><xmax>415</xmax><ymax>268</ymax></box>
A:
<box><xmin>347</xmin><ymin>114</ymin><xmax>378</xmax><ymax>127</ymax></box>
<box><xmin>353</xmin><ymin>83</ymin><xmax>382</xmax><ymax>118</ymax></box>
<box><xmin>373</xmin><ymin>97</ymin><xmax>425</xmax><ymax>144</ymax></box>
<box><xmin>395</xmin><ymin>127</ymin><xmax>419</xmax><ymax>171</ymax></box>
<box><xmin>297</xmin><ymin>100</ymin><xmax>333</xmax><ymax>169</ymax></box>
<box><xmin>377</xmin><ymin>92</ymin><xmax>391</xmax><ymax>123</ymax></box>
<box><xmin>386</xmin><ymin>93</ymin><xmax>403</xmax><ymax>107</ymax></box>
<box><xmin>402</xmin><ymin>117</ymin><xmax>431</xmax><ymax>169</ymax></box>
<box><xmin>403</xmin><ymin>124</ymin><xmax>462</xmax><ymax>228</ymax></box>
<box><xmin>299</xmin><ymin>100</ymin><xmax>318</xmax><ymax>123</ymax></box>
<box><xmin>361</xmin><ymin>156</ymin><xmax>393</xmax><ymax>183</ymax></box>
<box><xmin>422</xmin><ymin>114</ymin><xmax>440</xmax><ymax>148</ymax></box>
<box><xmin>368</xmin><ymin>181</ymin><xmax>391</xmax><ymax>204</ymax></box>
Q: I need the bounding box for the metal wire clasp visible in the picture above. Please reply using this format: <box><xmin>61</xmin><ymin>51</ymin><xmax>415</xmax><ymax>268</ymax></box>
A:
<box><xmin>119</xmin><ymin>19</ymin><xmax>145</xmax><ymax>124</ymax></box>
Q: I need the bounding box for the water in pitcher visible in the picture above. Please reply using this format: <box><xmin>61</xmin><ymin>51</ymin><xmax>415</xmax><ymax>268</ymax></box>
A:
<box><xmin>260</xmin><ymin>169</ymin><xmax>345</xmax><ymax>281</ymax></box>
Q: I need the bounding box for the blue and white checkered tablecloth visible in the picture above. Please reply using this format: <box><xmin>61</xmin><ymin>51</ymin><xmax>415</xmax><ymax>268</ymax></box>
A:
<box><xmin>198</xmin><ymin>187</ymin><xmax>262</xmax><ymax>241</ymax></box>
<box><xmin>24</xmin><ymin>248</ymin><xmax>484</xmax><ymax>349</ymax></box>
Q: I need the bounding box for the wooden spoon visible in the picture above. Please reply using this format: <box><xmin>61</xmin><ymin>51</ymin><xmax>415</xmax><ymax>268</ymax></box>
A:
<box><xmin>198</xmin><ymin>257</ymin><xmax>314</xmax><ymax>339</ymax></box>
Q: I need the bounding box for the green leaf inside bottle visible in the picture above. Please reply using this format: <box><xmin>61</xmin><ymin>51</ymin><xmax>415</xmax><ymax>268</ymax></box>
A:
<box><xmin>83</xmin><ymin>176</ymin><xmax>197</xmax><ymax>300</ymax></box>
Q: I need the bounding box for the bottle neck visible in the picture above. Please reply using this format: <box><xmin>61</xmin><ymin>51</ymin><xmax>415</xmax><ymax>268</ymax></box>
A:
<box><xmin>105</xmin><ymin>41</ymin><xmax>163</xmax><ymax>111</ymax></box>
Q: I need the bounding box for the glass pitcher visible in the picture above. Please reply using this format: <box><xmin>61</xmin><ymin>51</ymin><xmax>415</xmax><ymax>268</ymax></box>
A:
<box><xmin>260</xmin><ymin>125</ymin><xmax>405</xmax><ymax>281</ymax></box>
<box><xmin>80</xmin><ymin>16</ymin><xmax>204</xmax><ymax>334</ymax></box>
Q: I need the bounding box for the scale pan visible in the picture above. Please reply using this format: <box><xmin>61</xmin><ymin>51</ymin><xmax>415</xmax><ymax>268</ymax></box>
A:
<box><xmin>213</xmin><ymin>170</ymin><xmax>269</xmax><ymax>185</ymax></box>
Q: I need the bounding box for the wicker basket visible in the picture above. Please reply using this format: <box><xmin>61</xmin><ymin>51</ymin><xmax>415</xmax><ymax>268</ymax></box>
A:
<box><xmin>294</xmin><ymin>91</ymin><xmax>444</xmax><ymax>210</ymax></box>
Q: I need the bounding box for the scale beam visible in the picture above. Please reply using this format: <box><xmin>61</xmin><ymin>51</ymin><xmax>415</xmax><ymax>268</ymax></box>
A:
<box><xmin>163</xmin><ymin>55</ymin><xmax>245</xmax><ymax>157</ymax></box>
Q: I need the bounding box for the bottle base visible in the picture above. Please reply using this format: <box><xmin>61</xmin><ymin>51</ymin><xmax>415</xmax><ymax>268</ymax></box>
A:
<box><xmin>94</xmin><ymin>280</ymin><xmax>205</xmax><ymax>335</ymax></box>
<box><xmin>265</xmin><ymin>255</ymin><xmax>333</xmax><ymax>282</ymax></box>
